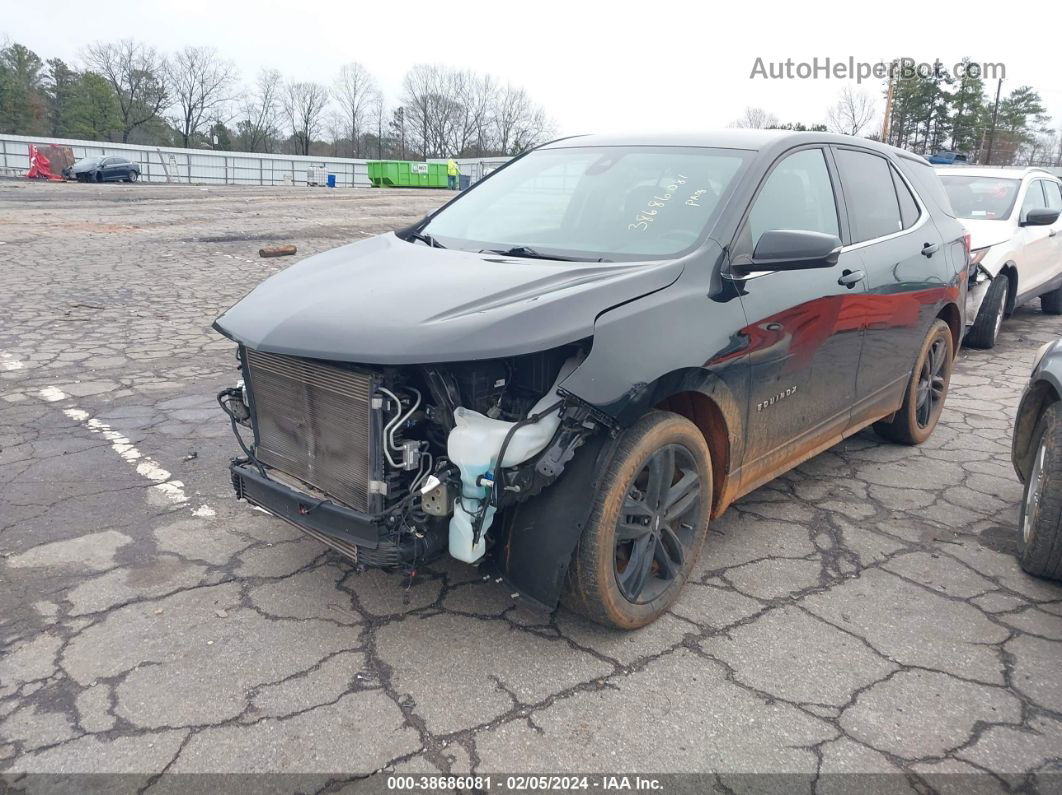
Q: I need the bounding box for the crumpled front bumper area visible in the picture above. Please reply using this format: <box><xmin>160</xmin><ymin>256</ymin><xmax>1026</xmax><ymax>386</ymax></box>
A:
<box><xmin>965</xmin><ymin>267</ymin><xmax>992</xmax><ymax>325</ymax></box>
<box><xmin>230</xmin><ymin>461</ymin><xmax>392</xmax><ymax>564</ymax></box>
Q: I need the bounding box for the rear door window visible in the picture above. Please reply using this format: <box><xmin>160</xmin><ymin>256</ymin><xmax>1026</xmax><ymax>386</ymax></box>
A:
<box><xmin>835</xmin><ymin>149</ymin><xmax>902</xmax><ymax>242</ymax></box>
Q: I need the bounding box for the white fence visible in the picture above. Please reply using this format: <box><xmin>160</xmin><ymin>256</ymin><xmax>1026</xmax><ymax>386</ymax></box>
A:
<box><xmin>0</xmin><ymin>133</ymin><xmax>510</xmax><ymax>187</ymax></box>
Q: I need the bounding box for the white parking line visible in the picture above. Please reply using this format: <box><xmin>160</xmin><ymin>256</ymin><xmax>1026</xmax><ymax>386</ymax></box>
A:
<box><xmin>1</xmin><ymin>352</ymin><xmax>24</xmax><ymax>371</ymax></box>
<box><xmin>36</xmin><ymin>386</ymin><xmax>214</xmax><ymax>515</ymax></box>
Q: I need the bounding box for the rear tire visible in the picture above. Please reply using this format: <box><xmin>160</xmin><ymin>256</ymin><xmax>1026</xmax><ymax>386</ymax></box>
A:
<box><xmin>1041</xmin><ymin>286</ymin><xmax>1062</xmax><ymax>315</ymax></box>
<box><xmin>128</xmin><ymin>170</ymin><xmax>139</xmax><ymax>183</ymax></box>
<box><xmin>1018</xmin><ymin>402</ymin><xmax>1062</xmax><ymax>580</ymax></box>
<box><xmin>562</xmin><ymin>411</ymin><xmax>712</xmax><ymax>629</ymax></box>
<box><xmin>965</xmin><ymin>276</ymin><xmax>1008</xmax><ymax>349</ymax></box>
<box><xmin>874</xmin><ymin>319</ymin><xmax>953</xmax><ymax>445</ymax></box>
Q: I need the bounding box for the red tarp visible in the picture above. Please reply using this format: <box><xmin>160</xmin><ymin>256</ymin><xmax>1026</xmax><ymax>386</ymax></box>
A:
<box><xmin>26</xmin><ymin>145</ymin><xmax>62</xmax><ymax>181</ymax></box>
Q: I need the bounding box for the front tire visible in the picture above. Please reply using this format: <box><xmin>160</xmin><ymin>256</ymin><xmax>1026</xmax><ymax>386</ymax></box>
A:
<box><xmin>562</xmin><ymin>411</ymin><xmax>712</xmax><ymax>629</ymax></box>
<box><xmin>1018</xmin><ymin>403</ymin><xmax>1062</xmax><ymax>580</ymax></box>
<box><xmin>874</xmin><ymin>319</ymin><xmax>953</xmax><ymax>445</ymax></box>
<box><xmin>966</xmin><ymin>276</ymin><xmax>1008</xmax><ymax>349</ymax></box>
<box><xmin>94</xmin><ymin>171</ymin><xmax>103</xmax><ymax>183</ymax></box>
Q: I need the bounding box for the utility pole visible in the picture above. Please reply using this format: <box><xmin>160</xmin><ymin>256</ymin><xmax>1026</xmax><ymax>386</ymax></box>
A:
<box><xmin>881</xmin><ymin>71</ymin><xmax>894</xmax><ymax>144</ymax></box>
<box><xmin>377</xmin><ymin>108</ymin><xmax>383</xmax><ymax>159</ymax></box>
<box><xmin>396</xmin><ymin>107</ymin><xmax>406</xmax><ymax>160</ymax></box>
<box><xmin>985</xmin><ymin>77</ymin><xmax>1003</xmax><ymax>166</ymax></box>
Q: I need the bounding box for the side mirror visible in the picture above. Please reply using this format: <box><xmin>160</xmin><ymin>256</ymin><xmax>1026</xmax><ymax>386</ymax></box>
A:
<box><xmin>741</xmin><ymin>229</ymin><xmax>842</xmax><ymax>273</ymax></box>
<box><xmin>1022</xmin><ymin>208</ymin><xmax>1061</xmax><ymax>227</ymax></box>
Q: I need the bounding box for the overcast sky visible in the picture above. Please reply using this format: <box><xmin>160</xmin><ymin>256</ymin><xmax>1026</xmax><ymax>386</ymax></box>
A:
<box><xmin>6</xmin><ymin>0</ymin><xmax>1061</xmax><ymax>138</ymax></box>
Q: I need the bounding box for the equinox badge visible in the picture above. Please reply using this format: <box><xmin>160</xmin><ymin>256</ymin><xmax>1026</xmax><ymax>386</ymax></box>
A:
<box><xmin>757</xmin><ymin>386</ymin><xmax>797</xmax><ymax>412</ymax></box>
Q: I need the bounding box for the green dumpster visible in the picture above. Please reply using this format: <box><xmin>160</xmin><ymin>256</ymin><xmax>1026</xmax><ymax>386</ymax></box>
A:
<box><xmin>367</xmin><ymin>160</ymin><xmax>449</xmax><ymax>188</ymax></box>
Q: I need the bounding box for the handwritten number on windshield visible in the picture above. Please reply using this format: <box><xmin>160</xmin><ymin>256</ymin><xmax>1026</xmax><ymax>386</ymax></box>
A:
<box><xmin>628</xmin><ymin>175</ymin><xmax>688</xmax><ymax>231</ymax></box>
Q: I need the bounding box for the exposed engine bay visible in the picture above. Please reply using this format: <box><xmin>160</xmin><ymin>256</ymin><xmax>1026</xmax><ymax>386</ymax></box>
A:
<box><xmin>218</xmin><ymin>340</ymin><xmax>603</xmax><ymax>573</ymax></box>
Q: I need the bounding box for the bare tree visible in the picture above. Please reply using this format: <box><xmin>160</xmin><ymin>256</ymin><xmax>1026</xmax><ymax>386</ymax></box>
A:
<box><xmin>402</xmin><ymin>64</ymin><xmax>452</xmax><ymax>158</ymax></box>
<box><xmin>168</xmin><ymin>46</ymin><xmax>238</xmax><ymax>148</ymax></box>
<box><xmin>323</xmin><ymin>108</ymin><xmax>346</xmax><ymax>157</ymax></box>
<box><xmin>401</xmin><ymin>64</ymin><xmax>551</xmax><ymax>158</ymax></box>
<box><xmin>282</xmin><ymin>80</ymin><xmax>329</xmax><ymax>155</ymax></box>
<box><xmin>235</xmin><ymin>69</ymin><xmax>282</xmax><ymax>153</ymax></box>
<box><xmin>448</xmin><ymin>70</ymin><xmax>494</xmax><ymax>156</ymax></box>
<box><xmin>367</xmin><ymin>91</ymin><xmax>386</xmax><ymax>159</ymax></box>
<box><xmin>826</xmin><ymin>86</ymin><xmax>876</xmax><ymax>137</ymax></box>
<box><xmin>83</xmin><ymin>39</ymin><xmax>169</xmax><ymax>142</ymax></box>
<box><xmin>333</xmin><ymin>62</ymin><xmax>377</xmax><ymax>158</ymax></box>
<box><xmin>730</xmin><ymin>106</ymin><xmax>779</xmax><ymax>129</ymax></box>
<box><xmin>1023</xmin><ymin>128</ymin><xmax>1058</xmax><ymax>167</ymax></box>
<box><xmin>493</xmin><ymin>84</ymin><xmax>551</xmax><ymax>154</ymax></box>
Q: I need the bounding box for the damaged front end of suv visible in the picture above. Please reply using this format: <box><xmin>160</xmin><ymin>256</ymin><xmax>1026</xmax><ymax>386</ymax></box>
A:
<box><xmin>216</xmin><ymin>331</ymin><xmax>606</xmax><ymax>603</ymax></box>
<box><xmin>213</xmin><ymin>138</ymin><xmax>764</xmax><ymax>627</ymax></box>
<box><xmin>211</xmin><ymin>218</ymin><xmax>697</xmax><ymax>615</ymax></box>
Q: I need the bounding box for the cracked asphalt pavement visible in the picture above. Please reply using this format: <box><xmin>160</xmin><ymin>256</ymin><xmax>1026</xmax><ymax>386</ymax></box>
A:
<box><xmin>2</xmin><ymin>181</ymin><xmax>1062</xmax><ymax>791</ymax></box>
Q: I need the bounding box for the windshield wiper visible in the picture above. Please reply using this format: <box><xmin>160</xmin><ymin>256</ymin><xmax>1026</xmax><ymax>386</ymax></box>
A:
<box><xmin>484</xmin><ymin>246</ymin><xmax>609</xmax><ymax>263</ymax></box>
<box><xmin>405</xmin><ymin>230</ymin><xmax>445</xmax><ymax>248</ymax></box>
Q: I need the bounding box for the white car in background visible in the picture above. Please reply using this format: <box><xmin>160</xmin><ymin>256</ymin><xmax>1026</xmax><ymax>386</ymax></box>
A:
<box><xmin>938</xmin><ymin>167</ymin><xmax>1062</xmax><ymax>348</ymax></box>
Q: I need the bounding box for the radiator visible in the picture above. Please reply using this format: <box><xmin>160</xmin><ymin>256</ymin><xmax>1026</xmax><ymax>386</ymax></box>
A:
<box><xmin>243</xmin><ymin>348</ymin><xmax>384</xmax><ymax>512</ymax></box>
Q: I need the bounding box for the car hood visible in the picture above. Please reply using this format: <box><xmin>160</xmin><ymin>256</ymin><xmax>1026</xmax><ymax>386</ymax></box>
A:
<box><xmin>961</xmin><ymin>218</ymin><xmax>1015</xmax><ymax>250</ymax></box>
<box><xmin>70</xmin><ymin>161</ymin><xmax>100</xmax><ymax>173</ymax></box>
<box><xmin>214</xmin><ymin>232</ymin><xmax>686</xmax><ymax>363</ymax></box>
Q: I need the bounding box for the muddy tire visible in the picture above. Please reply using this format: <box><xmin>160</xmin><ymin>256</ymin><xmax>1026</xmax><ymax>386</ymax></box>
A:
<box><xmin>561</xmin><ymin>410</ymin><xmax>711</xmax><ymax>629</ymax></box>
<box><xmin>874</xmin><ymin>319</ymin><xmax>953</xmax><ymax>445</ymax></box>
<box><xmin>1041</xmin><ymin>286</ymin><xmax>1062</xmax><ymax>316</ymax></box>
<box><xmin>1018</xmin><ymin>402</ymin><xmax>1062</xmax><ymax>580</ymax></box>
<box><xmin>966</xmin><ymin>276</ymin><xmax>1008</xmax><ymax>349</ymax></box>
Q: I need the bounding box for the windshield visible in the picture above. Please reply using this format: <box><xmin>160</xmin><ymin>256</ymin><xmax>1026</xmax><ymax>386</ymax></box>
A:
<box><xmin>940</xmin><ymin>175</ymin><xmax>1020</xmax><ymax>220</ymax></box>
<box><xmin>421</xmin><ymin>145</ymin><xmax>753</xmax><ymax>261</ymax></box>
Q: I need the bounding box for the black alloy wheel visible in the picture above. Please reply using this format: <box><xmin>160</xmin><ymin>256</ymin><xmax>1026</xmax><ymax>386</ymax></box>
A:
<box><xmin>562</xmin><ymin>410</ymin><xmax>712</xmax><ymax>629</ymax></box>
<box><xmin>915</xmin><ymin>337</ymin><xmax>948</xmax><ymax>429</ymax></box>
<box><xmin>615</xmin><ymin>439</ymin><xmax>705</xmax><ymax>602</ymax></box>
<box><xmin>615</xmin><ymin>444</ymin><xmax>702</xmax><ymax>604</ymax></box>
<box><xmin>874</xmin><ymin>318</ymin><xmax>953</xmax><ymax>445</ymax></box>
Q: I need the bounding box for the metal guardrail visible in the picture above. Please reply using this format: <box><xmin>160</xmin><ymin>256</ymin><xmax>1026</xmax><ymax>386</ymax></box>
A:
<box><xmin>0</xmin><ymin>133</ymin><xmax>510</xmax><ymax>187</ymax></box>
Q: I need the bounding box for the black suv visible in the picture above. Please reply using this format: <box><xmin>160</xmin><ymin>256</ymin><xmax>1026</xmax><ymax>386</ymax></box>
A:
<box><xmin>215</xmin><ymin>131</ymin><xmax>968</xmax><ymax>629</ymax></box>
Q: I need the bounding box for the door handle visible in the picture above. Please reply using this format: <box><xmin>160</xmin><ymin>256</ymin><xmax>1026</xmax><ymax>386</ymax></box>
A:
<box><xmin>921</xmin><ymin>242</ymin><xmax>940</xmax><ymax>257</ymax></box>
<box><xmin>838</xmin><ymin>269</ymin><xmax>864</xmax><ymax>288</ymax></box>
<box><xmin>1050</xmin><ymin>230</ymin><xmax>1057</xmax><ymax>237</ymax></box>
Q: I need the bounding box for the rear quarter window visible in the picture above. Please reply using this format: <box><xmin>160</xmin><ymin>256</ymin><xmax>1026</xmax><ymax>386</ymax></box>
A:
<box><xmin>898</xmin><ymin>158</ymin><xmax>957</xmax><ymax>218</ymax></box>
<box><xmin>891</xmin><ymin>165</ymin><xmax>920</xmax><ymax>229</ymax></box>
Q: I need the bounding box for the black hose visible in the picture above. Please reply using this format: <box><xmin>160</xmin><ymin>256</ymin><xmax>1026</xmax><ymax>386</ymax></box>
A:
<box><xmin>218</xmin><ymin>389</ymin><xmax>266</xmax><ymax>477</ymax></box>
<box><xmin>471</xmin><ymin>400</ymin><xmax>564</xmax><ymax>545</ymax></box>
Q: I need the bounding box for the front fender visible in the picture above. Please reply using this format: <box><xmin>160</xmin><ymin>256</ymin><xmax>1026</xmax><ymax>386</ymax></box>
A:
<box><xmin>488</xmin><ymin>429</ymin><xmax>616</xmax><ymax>610</ymax></box>
<box><xmin>1012</xmin><ymin>372</ymin><xmax>1062</xmax><ymax>480</ymax></box>
<box><xmin>557</xmin><ymin>242</ymin><xmax>749</xmax><ymax>470</ymax></box>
